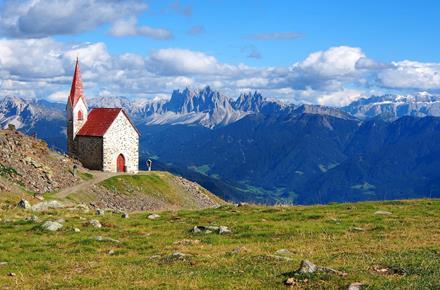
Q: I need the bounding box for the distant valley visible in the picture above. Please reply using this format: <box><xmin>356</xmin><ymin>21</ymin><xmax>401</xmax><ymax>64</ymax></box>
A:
<box><xmin>1</xmin><ymin>88</ymin><xmax>440</xmax><ymax>204</ymax></box>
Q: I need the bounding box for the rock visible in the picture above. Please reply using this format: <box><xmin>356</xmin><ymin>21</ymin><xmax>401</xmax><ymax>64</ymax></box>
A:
<box><xmin>96</xmin><ymin>208</ymin><xmax>105</xmax><ymax>216</ymax></box>
<box><xmin>17</xmin><ymin>199</ymin><xmax>31</xmax><ymax>209</ymax></box>
<box><xmin>122</xmin><ymin>213</ymin><xmax>129</xmax><ymax>219</ymax></box>
<box><xmin>149</xmin><ymin>255</ymin><xmax>161</xmax><ymax>260</ymax></box>
<box><xmin>348</xmin><ymin>282</ymin><xmax>364</xmax><ymax>290</ymax></box>
<box><xmin>31</xmin><ymin>200</ymin><xmax>64</xmax><ymax>211</ymax></box>
<box><xmin>24</xmin><ymin>215</ymin><xmax>39</xmax><ymax>222</ymax></box>
<box><xmin>296</xmin><ymin>260</ymin><xmax>347</xmax><ymax>276</ymax></box>
<box><xmin>73</xmin><ymin>228</ymin><xmax>81</xmax><ymax>232</ymax></box>
<box><xmin>89</xmin><ymin>219</ymin><xmax>102</xmax><ymax>228</ymax></box>
<box><xmin>350</xmin><ymin>227</ymin><xmax>365</xmax><ymax>232</ymax></box>
<box><xmin>269</xmin><ymin>255</ymin><xmax>293</xmax><ymax>261</ymax></box>
<box><xmin>34</xmin><ymin>194</ymin><xmax>44</xmax><ymax>201</ymax></box>
<box><xmin>96</xmin><ymin>236</ymin><xmax>120</xmax><ymax>243</ymax></box>
<box><xmin>237</xmin><ymin>202</ymin><xmax>248</xmax><ymax>207</ymax></box>
<box><xmin>8</xmin><ymin>272</ymin><xmax>16</xmax><ymax>277</ymax></box>
<box><xmin>219</xmin><ymin>226</ymin><xmax>231</xmax><ymax>234</ymax></box>
<box><xmin>275</xmin><ymin>249</ymin><xmax>291</xmax><ymax>255</ymax></box>
<box><xmin>75</xmin><ymin>203</ymin><xmax>89</xmax><ymax>212</ymax></box>
<box><xmin>374</xmin><ymin>210</ymin><xmax>392</xmax><ymax>215</ymax></box>
<box><xmin>284</xmin><ymin>277</ymin><xmax>296</xmax><ymax>286</ymax></box>
<box><xmin>192</xmin><ymin>226</ymin><xmax>202</xmax><ymax>233</ymax></box>
<box><xmin>147</xmin><ymin>214</ymin><xmax>160</xmax><ymax>220</ymax></box>
<box><xmin>41</xmin><ymin>221</ymin><xmax>63</xmax><ymax>232</ymax></box>
<box><xmin>205</xmin><ymin>230</ymin><xmax>213</xmax><ymax>234</ymax></box>
<box><xmin>298</xmin><ymin>260</ymin><xmax>319</xmax><ymax>273</ymax></box>
<box><xmin>0</xmin><ymin>262</ymin><xmax>7</xmax><ymax>266</ymax></box>
<box><xmin>108</xmin><ymin>250</ymin><xmax>115</xmax><ymax>255</ymax></box>
<box><xmin>55</xmin><ymin>218</ymin><xmax>65</xmax><ymax>223</ymax></box>
<box><xmin>171</xmin><ymin>252</ymin><xmax>192</xmax><ymax>259</ymax></box>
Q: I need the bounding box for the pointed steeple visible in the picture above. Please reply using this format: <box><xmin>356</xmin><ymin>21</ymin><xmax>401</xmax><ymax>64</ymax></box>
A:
<box><xmin>68</xmin><ymin>58</ymin><xmax>86</xmax><ymax>107</ymax></box>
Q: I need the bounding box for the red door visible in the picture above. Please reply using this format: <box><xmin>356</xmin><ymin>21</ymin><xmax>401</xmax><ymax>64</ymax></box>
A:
<box><xmin>116</xmin><ymin>154</ymin><xmax>125</xmax><ymax>172</ymax></box>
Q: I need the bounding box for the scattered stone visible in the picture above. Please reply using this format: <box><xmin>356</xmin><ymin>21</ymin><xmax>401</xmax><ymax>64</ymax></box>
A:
<box><xmin>275</xmin><ymin>249</ymin><xmax>291</xmax><ymax>255</ymax></box>
<box><xmin>284</xmin><ymin>277</ymin><xmax>296</xmax><ymax>286</ymax></box>
<box><xmin>296</xmin><ymin>260</ymin><xmax>346</xmax><ymax>276</ymax></box>
<box><xmin>96</xmin><ymin>208</ymin><xmax>105</xmax><ymax>216</ymax></box>
<box><xmin>17</xmin><ymin>199</ymin><xmax>31</xmax><ymax>209</ymax></box>
<box><xmin>219</xmin><ymin>226</ymin><xmax>231</xmax><ymax>234</ymax></box>
<box><xmin>171</xmin><ymin>252</ymin><xmax>192</xmax><ymax>259</ymax></box>
<box><xmin>24</xmin><ymin>215</ymin><xmax>39</xmax><ymax>222</ymax></box>
<box><xmin>31</xmin><ymin>200</ymin><xmax>64</xmax><ymax>211</ymax></box>
<box><xmin>122</xmin><ymin>213</ymin><xmax>129</xmax><ymax>219</ymax></box>
<box><xmin>147</xmin><ymin>214</ymin><xmax>160</xmax><ymax>220</ymax></box>
<box><xmin>348</xmin><ymin>282</ymin><xmax>364</xmax><ymax>290</ymax></box>
<box><xmin>73</xmin><ymin>228</ymin><xmax>81</xmax><ymax>233</ymax></box>
<box><xmin>192</xmin><ymin>225</ymin><xmax>231</xmax><ymax>234</ymax></box>
<box><xmin>96</xmin><ymin>236</ymin><xmax>120</xmax><ymax>243</ymax></box>
<box><xmin>8</xmin><ymin>272</ymin><xmax>16</xmax><ymax>277</ymax></box>
<box><xmin>173</xmin><ymin>239</ymin><xmax>200</xmax><ymax>246</ymax></box>
<box><xmin>41</xmin><ymin>221</ymin><xmax>63</xmax><ymax>232</ymax></box>
<box><xmin>89</xmin><ymin>219</ymin><xmax>102</xmax><ymax>228</ymax></box>
<box><xmin>374</xmin><ymin>210</ymin><xmax>392</xmax><ymax>216</ymax></box>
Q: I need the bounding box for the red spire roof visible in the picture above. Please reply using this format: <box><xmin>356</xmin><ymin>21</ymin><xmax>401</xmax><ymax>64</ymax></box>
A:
<box><xmin>68</xmin><ymin>58</ymin><xmax>86</xmax><ymax>107</ymax></box>
<box><xmin>76</xmin><ymin>108</ymin><xmax>140</xmax><ymax>137</ymax></box>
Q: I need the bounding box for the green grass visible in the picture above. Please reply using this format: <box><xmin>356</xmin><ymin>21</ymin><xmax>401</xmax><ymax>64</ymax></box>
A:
<box><xmin>79</xmin><ymin>171</ymin><xmax>94</xmax><ymax>181</ymax></box>
<box><xmin>0</xmin><ymin>198</ymin><xmax>439</xmax><ymax>289</ymax></box>
<box><xmin>99</xmin><ymin>171</ymin><xmax>224</xmax><ymax>209</ymax></box>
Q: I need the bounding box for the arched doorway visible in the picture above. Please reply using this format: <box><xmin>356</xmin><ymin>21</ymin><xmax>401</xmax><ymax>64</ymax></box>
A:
<box><xmin>116</xmin><ymin>154</ymin><xmax>125</xmax><ymax>172</ymax></box>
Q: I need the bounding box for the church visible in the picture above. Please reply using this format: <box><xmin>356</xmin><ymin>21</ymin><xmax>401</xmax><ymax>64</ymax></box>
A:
<box><xmin>66</xmin><ymin>59</ymin><xmax>139</xmax><ymax>173</ymax></box>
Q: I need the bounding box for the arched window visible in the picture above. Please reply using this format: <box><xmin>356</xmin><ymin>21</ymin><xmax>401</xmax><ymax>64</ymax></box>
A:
<box><xmin>77</xmin><ymin>110</ymin><xmax>83</xmax><ymax>121</ymax></box>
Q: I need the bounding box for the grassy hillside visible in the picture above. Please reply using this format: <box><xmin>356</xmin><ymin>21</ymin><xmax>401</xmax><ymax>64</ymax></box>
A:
<box><xmin>66</xmin><ymin>171</ymin><xmax>225</xmax><ymax>211</ymax></box>
<box><xmin>0</xmin><ymin>198</ymin><xmax>439</xmax><ymax>289</ymax></box>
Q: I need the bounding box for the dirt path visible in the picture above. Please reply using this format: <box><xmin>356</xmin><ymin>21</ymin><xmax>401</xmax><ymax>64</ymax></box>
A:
<box><xmin>55</xmin><ymin>171</ymin><xmax>122</xmax><ymax>199</ymax></box>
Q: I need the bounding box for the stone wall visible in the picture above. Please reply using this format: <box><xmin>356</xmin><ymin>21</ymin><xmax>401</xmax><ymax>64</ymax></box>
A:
<box><xmin>102</xmin><ymin>111</ymin><xmax>139</xmax><ymax>173</ymax></box>
<box><xmin>75</xmin><ymin>136</ymin><xmax>103</xmax><ymax>170</ymax></box>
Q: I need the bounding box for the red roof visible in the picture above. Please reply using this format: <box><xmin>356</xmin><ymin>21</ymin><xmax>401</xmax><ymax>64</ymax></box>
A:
<box><xmin>68</xmin><ymin>59</ymin><xmax>86</xmax><ymax>107</ymax></box>
<box><xmin>76</xmin><ymin>108</ymin><xmax>121</xmax><ymax>137</ymax></box>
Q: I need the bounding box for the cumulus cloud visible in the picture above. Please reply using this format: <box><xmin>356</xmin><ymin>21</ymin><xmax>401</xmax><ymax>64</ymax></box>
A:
<box><xmin>249</xmin><ymin>32</ymin><xmax>302</xmax><ymax>41</ymax></box>
<box><xmin>0</xmin><ymin>0</ymin><xmax>147</xmax><ymax>38</ymax></box>
<box><xmin>1</xmin><ymin>37</ymin><xmax>440</xmax><ymax>106</ymax></box>
<box><xmin>109</xmin><ymin>17</ymin><xmax>172</xmax><ymax>40</ymax></box>
<box><xmin>378</xmin><ymin>60</ymin><xmax>440</xmax><ymax>90</ymax></box>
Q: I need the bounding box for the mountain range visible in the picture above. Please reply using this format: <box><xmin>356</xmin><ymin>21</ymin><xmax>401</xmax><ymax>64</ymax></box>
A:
<box><xmin>1</xmin><ymin>88</ymin><xmax>440</xmax><ymax>204</ymax></box>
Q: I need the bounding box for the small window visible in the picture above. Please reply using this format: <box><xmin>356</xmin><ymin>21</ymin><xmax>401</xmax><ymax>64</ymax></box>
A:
<box><xmin>77</xmin><ymin>110</ymin><xmax>83</xmax><ymax>121</ymax></box>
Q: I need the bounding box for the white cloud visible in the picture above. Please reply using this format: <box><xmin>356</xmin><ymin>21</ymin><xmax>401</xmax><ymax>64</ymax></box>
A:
<box><xmin>0</xmin><ymin>37</ymin><xmax>439</xmax><ymax>107</ymax></box>
<box><xmin>0</xmin><ymin>0</ymin><xmax>147</xmax><ymax>38</ymax></box>
<box><xmin>378</xmin><ymin>60</ymin><xmax>440</xmax><ymax>90</ymax></box>
<box><xmin>47</xmin><ymin>91</ymin><xmax>69</xmax><ymax>102</ymax></box>
<box><xmin>109</xmin><ymin>17</ymin><xmax>172</xmax><ymax>40</ymax></box>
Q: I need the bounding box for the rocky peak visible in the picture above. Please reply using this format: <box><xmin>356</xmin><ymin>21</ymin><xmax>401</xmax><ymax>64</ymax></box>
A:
<box><xmin>232</xmin><ymin>91</ymin><xmax>264</xmax><ymax>112</ymax></box>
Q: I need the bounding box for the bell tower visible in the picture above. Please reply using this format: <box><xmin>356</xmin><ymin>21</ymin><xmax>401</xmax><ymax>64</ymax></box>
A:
<box><xmin>66</xmin><ymin>58</ymin><xmax>88</xmax><ymax>156</ymax></box>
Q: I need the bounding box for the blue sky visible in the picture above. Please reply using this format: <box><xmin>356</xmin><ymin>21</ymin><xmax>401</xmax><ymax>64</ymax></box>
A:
<box><xmin>0</xmin><ymin>0</ymin><xmax>439</xmax><ymax>105</ymax></box>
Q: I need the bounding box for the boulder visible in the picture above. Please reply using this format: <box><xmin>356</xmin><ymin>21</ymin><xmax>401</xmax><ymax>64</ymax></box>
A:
<box><xmin>17</xmin><ymin>199</ymin><xmax>31</xmax><ymax>209</ymax></box>
<box><xmin>147</xmin><ymin>214</ymin><xmax>160</xmax><ymax>220</ymax></box>
<box><xmin>89</xmin><ymin>219</ymin><xmax>102</xmax><ymax>228</ymax></box>
<box><xmin>41</xmin><ymin>221</ymin><xmax>63</xmax><ymax>232</ymax></box>
<box><xmin>219</xmin><ymin>226</ymin><xmax>231</xmax><ymax>234</ymax></box>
